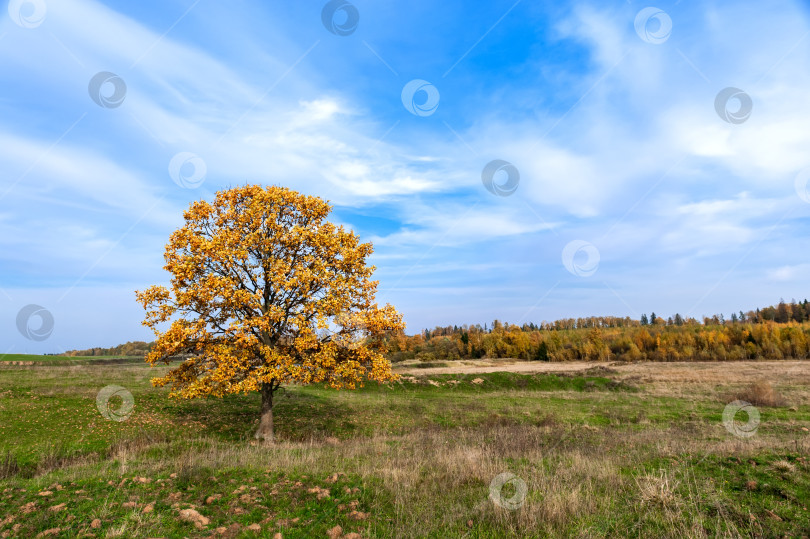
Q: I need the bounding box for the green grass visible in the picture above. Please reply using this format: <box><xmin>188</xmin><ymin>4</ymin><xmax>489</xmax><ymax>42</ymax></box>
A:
<box><xmin>1</xmin><ymin>363</ymin><xmax>809</xmax><ymax>537</ymax></box>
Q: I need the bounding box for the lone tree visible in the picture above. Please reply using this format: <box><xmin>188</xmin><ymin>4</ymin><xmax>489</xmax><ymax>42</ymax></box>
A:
<box><xmin>136</xmin><ymin>185</ymin><xmax>404</xmax><ymax>441</ymax></box>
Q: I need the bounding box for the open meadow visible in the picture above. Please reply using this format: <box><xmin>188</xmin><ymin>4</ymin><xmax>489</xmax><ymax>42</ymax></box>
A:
<box><xmin>1</xmin><ymin>357</ymin><xmax>809</xmax><ymax>538</ymax></box>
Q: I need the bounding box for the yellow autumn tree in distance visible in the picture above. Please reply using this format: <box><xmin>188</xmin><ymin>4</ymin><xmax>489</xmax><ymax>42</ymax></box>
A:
<box><xmin>136</xmin><ymin>185</ymin><xmax>404</xmax><ymax>442</ymax></box>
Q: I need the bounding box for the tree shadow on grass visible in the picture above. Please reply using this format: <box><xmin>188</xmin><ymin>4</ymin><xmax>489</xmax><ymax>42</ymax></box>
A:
<box><xmin>154</xmin><ymin>387</ymin><xmax>357</xmax><ymax>443</ymax></box>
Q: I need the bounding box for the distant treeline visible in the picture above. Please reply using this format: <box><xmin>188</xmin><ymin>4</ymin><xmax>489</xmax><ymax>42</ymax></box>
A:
<box><xmin>62</xmin><ymin>341</ymin><xmax>153</xmax><ymax>357</ymax></box>
<box><xmin>63</xmin><ymin>299</ymin><xmax>810</xmax><ymax>362</ymax></box>
<box><xmin>388</xmin><ymin>299</ymin><xmax>810</xmax><ymax>362</ymax></box>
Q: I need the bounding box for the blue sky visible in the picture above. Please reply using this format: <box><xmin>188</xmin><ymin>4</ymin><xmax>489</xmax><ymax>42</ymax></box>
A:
<box><xmin>2</xmin><ymin>0</ymin><xmax>810</xmax><ymax>353</ymax></box>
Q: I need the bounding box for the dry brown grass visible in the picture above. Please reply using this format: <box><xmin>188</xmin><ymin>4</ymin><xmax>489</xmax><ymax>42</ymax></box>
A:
<box><xmin>726</xmin><ymin>381</ymin><xmax>788</xmax><ymax>407</ymax></box>
<box><xmin>770</xmin><ymin>460</ymin><xmax>797</xmax><ymax>475</ymax></box>
<box><xmin>0</xmin><ymin>453</ymin><xmax>20</xmax><ymax>480</ymax></box>
<box><xmin>68</xmin><ymin>424</ymin><xmax>624</xmax><ymax>535</ymax></box>
<box><xmin>396</xmin><ymin>359</ymin><xmax>810</xmax><ymax>382</ymax></box>
<box><xmin>635</xmin><ymin>469</ymin><xmax>681</xmax><ymax>510</ymax></box>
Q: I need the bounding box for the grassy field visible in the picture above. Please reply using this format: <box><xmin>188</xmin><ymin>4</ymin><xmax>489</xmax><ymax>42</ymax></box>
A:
<box><xmin>0</xmin><ymin>354</ymin><xmax>142</xmax><ymax>366</ymax></box>
<box><xmin>1</xmin><ymin>359</ymin><xmax>809</xmax><ymax>537</ymax></box>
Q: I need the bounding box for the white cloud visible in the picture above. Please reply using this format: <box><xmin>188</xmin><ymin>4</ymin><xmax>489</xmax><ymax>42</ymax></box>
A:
<box><xmin>768</xmin><ymin>264</ymin><xmax>810</xmax><ymax>282</ymax></box>
<box><xmin>0</xmin><ymin>131</ymin><xmax>175</xmax><ymax>223</ymax></box>
<box><xmin>371</xmin><ymin>203</ymin><xmax>559</xmax><ymax>247</ymax></box>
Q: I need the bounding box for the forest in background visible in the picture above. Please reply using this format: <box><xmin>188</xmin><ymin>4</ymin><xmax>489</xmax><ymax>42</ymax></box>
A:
<box><xmin>63</xmin><ymin>299</ymin><xmax>810</xmax><ymax>362</ymax></box>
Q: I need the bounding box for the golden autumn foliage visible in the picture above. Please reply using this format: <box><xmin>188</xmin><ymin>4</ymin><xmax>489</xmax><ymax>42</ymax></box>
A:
<box><xmin>135</xmin><ymin>185</ymin><xmax>404</xmax><ymax>441</ymax></box>
<box><xmin>396</xmin><ymin>319</ymin><xmax>810</xmax><ymax>363</ymax></box>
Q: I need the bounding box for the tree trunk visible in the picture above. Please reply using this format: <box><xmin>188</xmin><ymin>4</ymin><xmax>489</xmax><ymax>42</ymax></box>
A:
<box><xmin>254</xmin><ymin>383</ymin><xmax>275</xmax><ymax>442</ymax></box>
